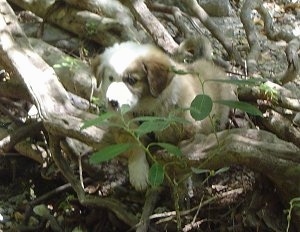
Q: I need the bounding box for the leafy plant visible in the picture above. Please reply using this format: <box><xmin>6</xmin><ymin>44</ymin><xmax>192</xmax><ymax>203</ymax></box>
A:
<box><xmin>82</xmin><ymin>105</ymin><xmax>185</xmax><ymax>188</ymax></box>
<box><xmin>90</xmin><ymin>143</ymin><xmax>135</xmax><ymax>163</ymax></box>
<box><xmin>82</xmin><ymin>74</ymin><xmax>263</xmax><ymax>187</ymax></box>
<box><xmin>85</xmin><ymin>21</ymin><xmax>98</xmax><ymax>36</ymax></box>
<box><xmin>53</xmin><ymin>56</ymin><xmax>79</xmax><ymax>71</ymax></box>
<box><xmin>259</xmin><ymin>82</ymin><xmax>278</xmax><ymax>102</ymax></box>
<box><xmin>82</xmin><ymin>72</ymin><xmax>264</xmax><ymax>231</ymax></box>
<box><xmin>190</xmin><ymin>94</ymin><xmax>213</xmax><ymax>121</ymax></box>
<box><xmin>148</xmin><ymin>162</ymin><xmax>164</xmax><ymax>187</ymax></box>
<box><xmin>215</xmin><ymin>100</ymin><xmax>263</xmax><ymax>116</ymax></box>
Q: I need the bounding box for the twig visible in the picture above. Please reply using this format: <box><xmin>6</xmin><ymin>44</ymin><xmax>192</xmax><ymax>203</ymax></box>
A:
<box><xmin>257</xmin><ymin>1</ymin><xmax>295</xmax><ymax>42</ymax></box>
<box><xmin>48</xmin><ymin>134</ymin><xmax>139</xmax><ymax>227</ymax></box>
<box><xmin>240</xmin><ymin>0</ymin><xmax>261</xmax><ymax>75</ymax></box>
<box><xmin>279</xmin><ymin>38</ymin><xmax>300</xmax><ymax>84</ymax></box>
<box><xmin>240</xmin><ymin>0</ymin><xmax>300</xmax><ymax>82</ymax></box>
<box><xmin>259</xmin><ymin>109</ymin><xmax>300</xmax><ymax>148</ymax></box>
<box><xmin>23</xmin><ymin>181</ymin><xmax>74</xmax><ymax>225</ymax></box>
<box><xmin>182</xmin><ymin>219</ymin><xmax>207</xmax><ymax>232</ymax></box>
<box><xmin>238</xmin><ymin>81</ymin><xmax>300</xmax><ymax>112</ymax></box>
<box><xmin>147</xmin><ymin>2</ymin><xmax>192</xmax><ymax>37</ymax></box>
<box><xmin>0</xmin><ymin>121</ymin><xmax>43</xmax><ymax>153</ymax></box>
<box><xmin>149</xmin><ymin>195</ymin><xmax>218</xmax><ymax>220</ymax></box>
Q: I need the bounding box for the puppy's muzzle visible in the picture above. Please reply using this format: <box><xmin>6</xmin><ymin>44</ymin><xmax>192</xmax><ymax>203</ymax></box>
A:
<box><xmin>108</xmin><ymin>99</ymin><xmax>119</xmax><ymax>109</ymax></box>
<box><xmin>106</xmin><ymin>82</ymin><xmax>139</xmax><ymax>111</ymax></box>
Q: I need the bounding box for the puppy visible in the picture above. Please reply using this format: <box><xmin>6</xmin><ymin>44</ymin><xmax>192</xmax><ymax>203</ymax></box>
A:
<box><xmin>92</xmin><ymin>41</ymin><xmax>236</xmax><ymax>190</ymax></box>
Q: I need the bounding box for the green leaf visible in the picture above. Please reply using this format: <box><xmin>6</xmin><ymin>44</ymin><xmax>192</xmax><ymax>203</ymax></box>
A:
<box><xmin>130</xmin><ymin>116</ymin><xmax>167</xmax><ymax>123</ymax></box>
<box><xmin>153</xmin><ymin>143</ymin><xmax>182</xmax><ymax>156</ymax></box>
<box><xmin>149</xmin><ymin>163</ymin><xmax>164</xmax><ymax>187</ymax></box>
<box><xmin>215</xmin><ymin>100</ymin><xmax>263</xmax><ymax>116</ymax></box>
<box><xmin>120</xmin><ymin>104</ymin><xmax>131</xmax><ymax>115</ymax></box>
<box><xmin>214</xmin><ymin>167</ymin><xmax>230</xmax><ymax>175</ymax></box>
<box><xmin>190</xmin><ymin>94</ymin><xmax>213</xmax><ymax>121</ymax></box>
<box><xmin>33</xmin><ymin>204</ymin><xmax>50</xmax><ymax>217</ymax></box>
<box><xmin>90</xmin><ymin>143</ymin><xmax>133</xmax><ymax>164</ymax></box>
<box><xmin>81</xmin><ymin>112</ymin><xmax>116</xmax><ymax>130</ymax></box>
<box><xmin>259</xmin><ymin>83</ymin><xmax>278</xmax><ymax>101</ymax></box>
<box><xmin>131</xmin><ymin>115</ymin><xmax>189</xmax><ymax>125</ymax></box>
<box><xmin>135</xmin><ymin>120</ymin><xmax>170</xmax><ymax>137</ymax></box>
<box><xmin>168</xmin><ymin>115</ymin><xmax>190</xmax><ymax>124</ymax></box>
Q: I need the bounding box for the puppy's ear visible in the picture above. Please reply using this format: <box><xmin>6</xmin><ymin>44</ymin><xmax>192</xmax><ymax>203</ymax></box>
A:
<box><xmin>91</xmin><ymin>55</ymin><xmax>102</xmax><ymax>88</ymax></box>
<box><xmin>143</xmin><ymin>58</ymin><xmax>173</xmax><ymax>97</ymax></box>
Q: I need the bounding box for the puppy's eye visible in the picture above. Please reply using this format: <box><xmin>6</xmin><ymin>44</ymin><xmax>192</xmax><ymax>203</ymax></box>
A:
<box><xmin>108</xmin><ymin>75</ymin><xmax>114</xmax><ymax>82</ymax></box>
<box><xmin>124</xmin><ymin>75</ymin><xmax>137</xmax><ymax>86</ymax></box>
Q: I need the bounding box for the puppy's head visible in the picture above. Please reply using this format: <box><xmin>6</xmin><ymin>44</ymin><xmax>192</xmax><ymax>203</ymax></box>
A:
<box><xmin>92</xmin><ymin>42</ymin><xmax>154</xmax><ymax>99</ymax></box>
<box><xmin>92</xmin><ymin>42</ymin><xmax>174</xmax><ymax>111</ymax></box>
<box><xmin>122</xmin><ymin>52</ymin><xmax>173</xmax><ymax>98</ymax></box>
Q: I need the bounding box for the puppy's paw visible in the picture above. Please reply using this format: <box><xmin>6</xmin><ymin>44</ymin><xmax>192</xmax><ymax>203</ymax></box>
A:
<box><xmin>128</xmin><ymin>152</ymin><xmax>149</xmax><ymax>191</ymax></box>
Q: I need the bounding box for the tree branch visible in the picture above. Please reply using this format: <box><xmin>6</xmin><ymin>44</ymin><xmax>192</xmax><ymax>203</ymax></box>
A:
<box><xmin>182</xmin><ymin>0</ymin><xmax>244</xmax><ymax>66</ymax></box>
<box><xmin>8</xmin><ymin>0</ymin><xmax>135</xmax><ymax>46</ymax></box>
<box><xmin>120</xmin><ymin>0</ymin><xmax>179</xmax><ymax>54</ymax></box>
<box><xmin>181</xmin><ymin>128</ymin><xmax>300</xmax><ymax>230</ymax></box>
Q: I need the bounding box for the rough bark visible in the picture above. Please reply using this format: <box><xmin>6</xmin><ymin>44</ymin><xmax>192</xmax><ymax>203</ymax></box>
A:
<box><xmin>120</xmin><ymin>0</ymin><xmax>179</xmax><ymax>53</ymax></box>
<box><xmin>29</xmin><ymin>38</ymin><xmax>100</xmax><ymax>100</ymax></box>
<box><xmin>8</xmin><ymin>0</ymin><xmax>140</xmax><ymax>46</ymax></box>
<box><xmin>181</xmin><ymin>129</ymin><xmax>300</xmax><ymax>229</ymax></box>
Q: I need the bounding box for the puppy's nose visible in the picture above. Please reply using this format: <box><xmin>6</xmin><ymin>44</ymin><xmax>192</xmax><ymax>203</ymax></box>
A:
<box><xmin>109</xmin><ymin>100</ymin><xmax>119</xmax><ymax>109</ymax></box>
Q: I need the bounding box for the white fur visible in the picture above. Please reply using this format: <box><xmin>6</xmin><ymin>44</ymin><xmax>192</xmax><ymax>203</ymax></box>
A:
<box><xmin>96</xmin><ymin>42</ymin><xmax>153</xmax><ymax>100</ymax></box>
<box><xmin>100</xmin><ymin>42</ymin><xmax>152</xmax><ymax>75</ymax></box>
<box><xmin>106</xmin><ymin>82</ymin><xmax>139</xmax><ymax>109</ymax></box>
<box><xmin>128</xmin><ymin>150</ymin><xmax>149</xmax><ymax>191</ymax></box>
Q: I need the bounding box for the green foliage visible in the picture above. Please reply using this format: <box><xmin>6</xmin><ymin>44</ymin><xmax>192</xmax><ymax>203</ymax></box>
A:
<box><xmin>214</xmin><ymin>166</ymin><xmax>230</xmax><ymax>175</ymax></box>
<box><xmin>90</xmin><ymin>143</ymin><xmax>134</xmax><ymax>164</ymax></box>
<box><xmin>135</xmin><ymin>120</ymin><xmax>170</xmax><ymax>137</ymax></box>
<box><xmin>150</xmin><ymin>142</ymin><xmax>182</xmax><ymax>156</ymax></box>
<box><xmin>83</xmin><ymin>104</ymin><xmax>185</xmax><ymax>166</ymax></box>
<box><xmin>58</xmin><ymin>194</ymin><xmax>77</xmax><ymax>212</ymax></box>
<box><xmin>81</xmin><ymin>73</ymin><xmax>268</xmax><ymax>232</ymax></box>
<box><xmin>216</xmin><ymin>100</ymin><xmax>263</xmax><ymax>116</ymax></box>
<box><xmin>85</xmin><ymin>21</ymin><xmax>98</xmax><ymax>36</ymax></box>
<box><xmin>33</xmin><ymin>204</ymin><xmax>62</xmax><ymax>231</ymax></box>
<box><xmin>149</xmin><ymin>163</ymin><xmax>164</xmax><ymax>187</ymax></box>
<box><xmin>190</xmin><ymin>94</ymin><xmax>213</xmax><ymax>121</ymax></box>
<box><xmin>53</xmin><ymin>56</ymin><xmax>79</xmax><ymax>71</ymax></box>
<box><xmin>82</xmin><ymin>74</ymin><xmax>264</xmax><ymax>190</ymax></box>
<box><xmin>81</xmin><ymin>111</ymin><xmax>117</xmax><ymax>129</ymax></box>
<box><xmin>259</xmin><ymin>82</ymin><xmax>278</xmax><ymax>101</ymax></box>
<box><xmin>191</xmin><ymin>166</ymin><xmax>229</xmax><ymax>176</ymax></box>
<box><xmin>130</xmin><ymin>115</ymin><xmax>190</xmax><ymax>136</ymax></box>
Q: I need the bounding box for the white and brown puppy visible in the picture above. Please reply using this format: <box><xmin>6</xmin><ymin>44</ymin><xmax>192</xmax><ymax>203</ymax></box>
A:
<box><xmin>92</xmin><ymin>41</ymin><xmax>236</xmax><ymax>190</ymax></box>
